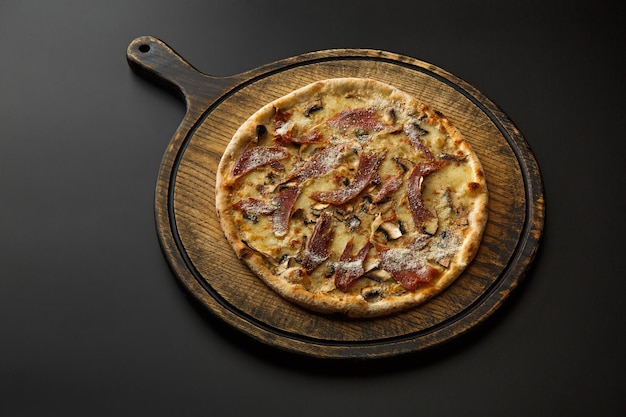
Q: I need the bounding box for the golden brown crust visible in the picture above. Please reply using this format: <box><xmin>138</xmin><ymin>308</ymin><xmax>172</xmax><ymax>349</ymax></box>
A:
<box><xmin>215</xmin><ymin>78</ymin><xmax>488</xmax><ymax>318</ymax></box>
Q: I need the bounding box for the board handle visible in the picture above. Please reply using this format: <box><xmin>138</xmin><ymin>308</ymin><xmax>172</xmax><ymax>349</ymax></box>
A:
<box><xmin>126</xmin><ymin>36</ymin><xmax>231</xmax><ymax>111</ymax></box>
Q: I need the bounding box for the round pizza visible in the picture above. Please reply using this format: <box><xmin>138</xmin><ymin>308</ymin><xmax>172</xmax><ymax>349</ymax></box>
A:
<box><xmin>215</xmin><ymin>78</ymin><xmax>488</xmax><ymax>318</ymax></box>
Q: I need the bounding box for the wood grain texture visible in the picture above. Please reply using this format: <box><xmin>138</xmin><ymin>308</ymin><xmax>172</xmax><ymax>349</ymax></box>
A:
<box><xmin>127</xmin><ymin>36</ymin><xmax>545</xmax><ymax>359</ymax></box>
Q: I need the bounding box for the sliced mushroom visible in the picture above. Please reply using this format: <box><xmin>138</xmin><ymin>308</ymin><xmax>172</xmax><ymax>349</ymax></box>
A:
<box><xmin>379</xmin><ymin>221</ymin><xmax>403</xmax><ymax>240</ymax></box>
<box><xmin>255</xmin><ymin>124</ymin><xmax>267</xmax><ymax>140</ymax></box>
<box><xmin>440</xmin><ymin>152</ymin><xmax>468</xmax><ymax>162</ymax></box>
<box><xmin>363</xmin><ymin>257</ymin><xmax>380</xmax><ymax>273</ymax></box>
<box><xmin>370</xmin><ymin>214</ymin><xmax>385</xmax><ymax>239</ymax></box>
<box><xmin>392</xmin><ymin>156</ymin><xmax>413</xmax><ymax>173</ymax></box>
<box><xmin>361</xmin><ymin>286</ymin><xmax>384</xmax><ymax>302</ymax></box>
<box><xmin>367</xmin><ymin>198</ymin><xmax>395</xmax><ymax>216</ymax></box>
<box><xmin>304</xmin><ymin>101</ymin><xmax>323</xmax><ymax>117</ymax></box>
<box><xmin>313</xmin><ymin>202</ymin><xmax>330</xmax><ymax>210</ymax></box>
<box><xmin>275</xmin><ymin>251</ymin><xmax>304</xmax><ymax>275</ymax></box>
<box><xmin>437</xmin><ymin>256</ymin><xmax>452</xmax><ymax>268</ymax></box>
<box><xmin>310</xmin><ymin>202</ymin><xmax>330</xmax><ymax>219</ymax></box>
<box><xmin>333</xmin><ymin>205</ymin><xmax>355</xmax><ymax>222</ymax></box>
<box><xmin>363</xmin><ymin>268</ymin><xmax>393</xmax><ymax>282</ymax></box>
<box><xmin>383</xmin><ymin>107</ymin><xmax>396</xmax><ymax>125</ymax></box>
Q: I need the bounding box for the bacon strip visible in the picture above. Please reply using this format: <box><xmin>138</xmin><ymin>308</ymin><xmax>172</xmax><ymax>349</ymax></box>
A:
<box><xmin>328</xmin><ymin>107</ymin><xmax>386</xmax><ymax>131</ymax></box>
<box><xmin>271</xmin><ymin>186</ymin><xmax>300</xmax><ymax>237</ymax></box>
<box><xmin>286</xmin><ymin>144</ymin><xmax>346</xmax><ymax>183</ymax></box>
<box><xmin>407</xmin><ymin>161</ymin><xmax>446</xmax><ymax>233</ymax></box>
<box><xmin>371</xmin><ymin>174</ymin><xmax>403</xmax><ymax>203</ymax></box>
<box><xmin>334</xmin><ymin>239</ymin><xmax>371</xmax><ymax>292</ymax></box>
<box><xmin>311</xmin><ymin>151</ymin><xmax>386</xmax><ymax>205</ymax></box>
<box><xmin>230</xmin><ymin>144</ymin><xmax>289</xmax><ymax>178</ymax></box>
<box><xmin>377</xmin><ymin>247</ymin><xmax>440</xmax><ymax>290</ymax></box>
<box><xmin>403</xmin><ymin>122</ymin><xmax>434</xmax><ymax>160</ymax></box>
<box><xmin>301</xmin><ymin>211</ymin><xmax>334</xmax><ymax>272</ymax></box>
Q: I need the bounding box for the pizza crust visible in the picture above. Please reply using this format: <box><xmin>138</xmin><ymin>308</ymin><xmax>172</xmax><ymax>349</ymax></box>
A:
<box><xmin>216</xmin><ymin>78</ymin><xmax>488</xmax><ymax>318</ymax></box>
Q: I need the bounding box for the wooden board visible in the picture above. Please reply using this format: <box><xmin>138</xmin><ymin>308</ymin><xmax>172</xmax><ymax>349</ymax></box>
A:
<box><xmin>127</xmin><ymin>36</ymin><xmax>545</xmax><ymax>359</ymax></box>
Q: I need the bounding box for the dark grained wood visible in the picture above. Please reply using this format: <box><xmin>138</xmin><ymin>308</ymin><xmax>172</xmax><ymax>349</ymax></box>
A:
<box><xmin>127</xmin><ymin>36</ymin><xmax>545</xmax><ymax>359</ymax></box>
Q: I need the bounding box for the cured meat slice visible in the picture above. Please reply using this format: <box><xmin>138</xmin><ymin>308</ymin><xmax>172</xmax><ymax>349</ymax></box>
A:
<box><xmin>301</xmin><ymin>211</ymin><xmax>334</xmax><ymax>272</ymax></box>
<box><xmin>377</xmin><ymin>247</ymin><xmax>440</xmax><ymax>290</ymax></box>
<box><xmin>233</xmin><ymin>186</ymin><xmax>300</xmax><ymax>236</ymax></box>
<box><xmin>334</xmin><ymin>239</ymin><xmax>371</xmax><ymax>292</ymax></box>
<box><xmin>311</xmin><ymin>151</ymin><xmax>386</xmax><ymax>205</ymax></box>
<box><xmin>371</xmin><ymin>174</ymin><xmax>403</xmax><ymax>203</ymax></box>
<box><xmin>407</xmin><ymin>160</ymin><xmax>446</xmax><ymax>234</ymax></box>
<box><xmin>271</xmin><ymin>186</ymin><xmax>300</xmax><ymax>237</ymax></box>
<box><xmin>232</xmin><ymin>198</ymin><xmax>275</xmax><ymax>216</ymax></box>
<box><xmin>230</xmin><ymin>144</ymin><xmax>290</xmax><ymax>178</ymax></box>
<box><xmin>286</xmin><ymin>144</ymin><xmax>346</xmax><ymax>183</ymax></box>
<box><xmin>275</xmin><ymin>129</ymin><xmax>324</xmax><ymax>146</ymax></box>
<box><xmin>403</xmin><ymin>122</ymin><xmax>434</xmax><ymax>160</ymax></box>
<box><xmin>328</xmin><ymin>107</ymin><xmax>386</xmax><ymax>131</ymax></box>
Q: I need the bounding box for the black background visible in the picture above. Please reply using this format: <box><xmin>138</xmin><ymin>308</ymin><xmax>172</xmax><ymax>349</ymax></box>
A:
<box><xmin>1</xmin><ymin>1</ymin><xmax>624</xmax><ymax>416</ymax></box>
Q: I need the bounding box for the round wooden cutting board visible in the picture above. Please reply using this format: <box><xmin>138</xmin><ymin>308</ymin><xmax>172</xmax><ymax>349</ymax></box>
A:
<box><xmin>127</xmin><ymin>36</ymin><xmax>544</xmax><ymax>359</ymax></box>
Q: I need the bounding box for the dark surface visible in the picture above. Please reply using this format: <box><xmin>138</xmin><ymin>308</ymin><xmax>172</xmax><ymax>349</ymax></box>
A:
<box><xmin>1</xmin><ymin>1</ymin><xmax>623</xmax><ymax>416</ymax></box>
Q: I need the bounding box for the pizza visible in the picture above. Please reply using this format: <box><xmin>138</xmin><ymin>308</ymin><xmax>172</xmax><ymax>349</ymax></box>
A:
<box><xmin>215</xmin><ymin>78</ymin><xmax>488</xmax><ymax>318</ymax></box>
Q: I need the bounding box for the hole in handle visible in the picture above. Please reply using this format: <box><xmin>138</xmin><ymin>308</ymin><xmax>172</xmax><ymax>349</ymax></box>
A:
<box><xmin>138</xmin><ymin>44</ymin><xmax>150</xmax><ymax>53</ymax></box>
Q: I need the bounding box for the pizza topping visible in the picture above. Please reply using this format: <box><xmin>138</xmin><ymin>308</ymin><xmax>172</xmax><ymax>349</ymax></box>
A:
<box><xmin>404</xmin><ymin>121</ymin><xmax>434</xmax><ymax>160</ymax></box>
<box><xmin>371</xmin><ymin>174</ymin><xmax>403</xmax><ymax>203</ymax></box>
<box><xmin>311</xmin><ymin>151</ymin><xmax>386</xmax><ymax>205</ymax></box>
<box><xmin>271</xmin><ymin>186</ymin><xmax>301</xmax><ymax>236</ymax></box>
<box><xmin>304</xmin><ymin>101</ymin><xmax>323</xmax><ymax>117</ymax></box>
<box><xmin>255</xmin><ymin>124</ymin><xmax>267</xmax><ymax>140</ymax></box>
<box><xmin>389</xmin><ymin>265</ymin><xmax>440</xmax><ymax>290</ymax></box>
<box><xmin>378</xmin><ymin>221</ymin><xmax>403</xmax><ymax>240</ymax></box>
<box><xmin>361</xmin><ymin>287</ymin><xmax>383</xmax><ymax>302</ymax></box>
<box><xmin>294</xmin><ymin>129</ymin><xmax>324</xmax><ymax>144</ymax></box>
<box><xmin>273</xmin><ymin>108</ymin><xmax>295</xmax><ymax>142</ymax></box>
<box><xmin>378</xmin><ymin>247</ymin><xmax>440</xmax><ymax>290</ymax></box>
<box><xmin>301</xmin><ymin>211</ymin><xmax>334</xmax><ymax>272</ymax></box>
<box><xmin>286</xmin><ymin>144</ymin><xmax>347</xmax><ymax>183</ymax></box>
<box><xmin>363</xmin><ymin>268</ymin><xmax>392</xmax><ymax>284</ymax></box>
<box><xmin>407</xmin><ymin>160</ymin><xmax>446</xmax><ymax>234</ymax></box>
<box><xmin>230</xmin><ymin>144</ymin><xmax>289</xmax><ymax>178</ymax></box>
<box><xmin>392</xmin><ymin>156</ymin><xmax>412</xmax><ymax>173</ymax></box>
<box><xmin>410</xmin><ymin>233</ymin><xmax>432</xmax><ymax>251</ymax></box>
<box><xmin>328</xmin><ymin>107</ymin><xmax>386</xmax><ymax>131</ymax></box>
<box><xmin>346</xmin><ymin>215</ymin><xmax>361</xmax><ymax>232</ymax></box>
<box><xmin>233</xmin><ymin>187</ymin><xmax>300</xmax><ymax>235</ymax></box>
<box><xmin>233</xmin><ymin>198</ymin><xmax>275</xmax><ymax>217</ymax></box>
<box><xmin>275</xmin><ymin>129</ymin><xmax>325</xmax><ymax>146</ymax></box>
<box><xmin>335</xmin><ymin>239</ymin><xmax>372</xmax><ymax>292</ymax></box>
<box><xmin>273</xmin><ymin>108</ymin><xmax>291</xmax><ymax>128</ymax></box>
<box><xmin>382</xmin><ymin>107</ymin><xmax>396</xmax><ymax>125</ymax></box>
<box><xmin>440</xmin><ymin>152</ymin><xmax>467</xmax><ymax>163</ymax></box>
<box><xmin>456</xmin><ymin>205</ymin><xmax>469</xmax><ymax>227</ymax></box>
<box><xmin>275</xmin><ymin>122</ymin><xmax>294</xmax><ymax>140</ymax></box>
